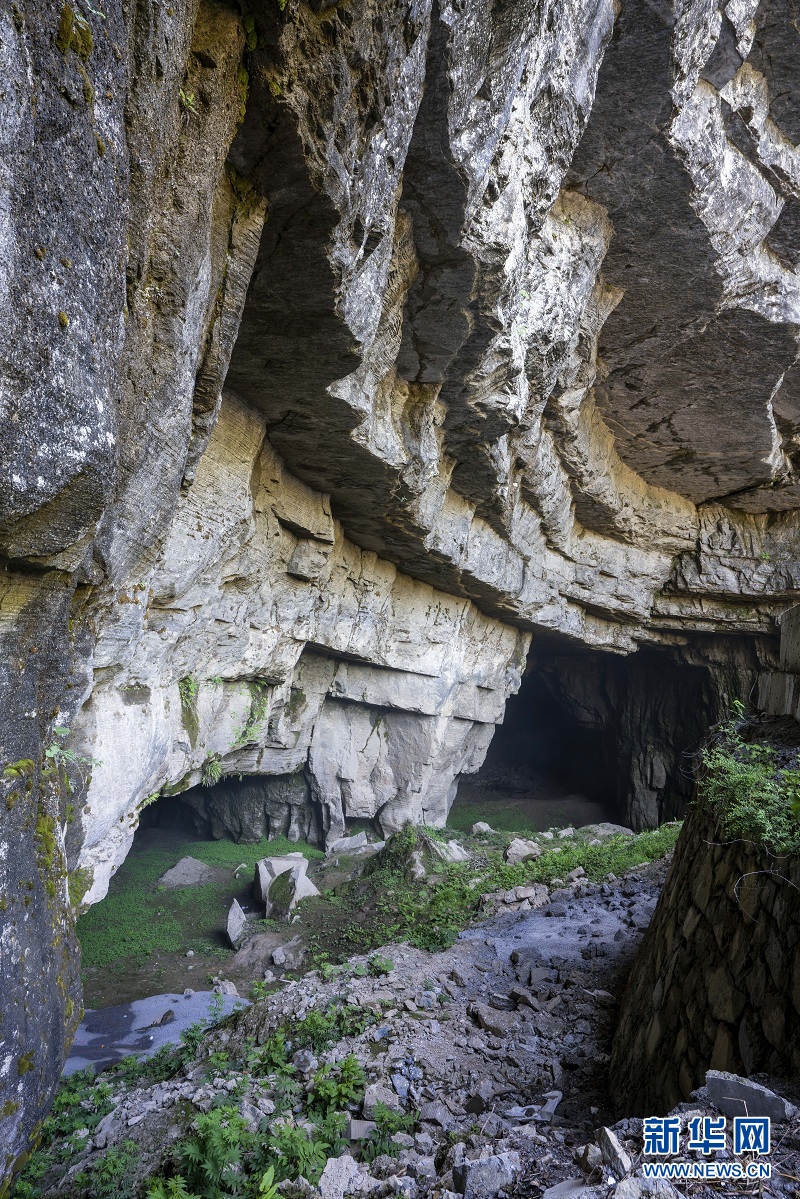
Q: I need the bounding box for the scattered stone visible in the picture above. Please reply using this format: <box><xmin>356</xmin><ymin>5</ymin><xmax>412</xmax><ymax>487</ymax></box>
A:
<box><xmin>271</xmin><ymin>936</ymin><xmax>305</xmax><ymax>970</ymax></box>
<box><xmin>465</xmin><ymin>1079</ymin><xmax>496</xmax><ymax>1114</ymax></box>
<box><xmin>542</xmin><ymin>1182</ymin><xmax>595</xmax><ymax>1199</ymax></box>
<box><xmin>364</xmin><ymin>1082</ymin><xmax>401</xmax><ymax>1118</ymax></box>
<box><xmin>575</xmin><ymin>1143</ymin><xmax>603</xmax><ymax>1174</ymax></box>
<box><xmin>347</xmin><ymin>1118</ymin><xmax>377</xmax><ymax>1141</ymax></box>
<box><xmin>614</xmin><ymin>1179</ymin><xmax>678</xmax><ymax>1198</ymax></box>
<box><xmin>505</xmin><ymin>838</ymin><xmax>543</xmax><ymax>865</ymax></box>
<box><xmin>452</xmin><ymin>1151</ymin><xmax>520</xmax><ymax>1199</ymax></box>
<box><xmin>327</xmin><ymin>832</ymin><xmax>369</xmax><ymax>856</ymax></box>
<box><xmin>212</xmin><ymin>979</ymin><xmax>239</xmax><ymax>997</ymax></box>
<box><xmin>317</xmin><ymin>1153</ymin><xmax>360</xmax><ymax>1199</ymax></box>
<box><xmin>292</xmin><ymin>1049</ymin><xmax>318</xmax><ymax>1075</ymax></box>
<box><xmin>557</xmin><ymin>827</ymin><xmax>575</xmax><ymax>839</ymax></box>
<box><xmin>705</xmin><ymin>1070</ymin><xmax>797</xmax><ymax>1121</ymax></box>
<box><xmin>418</xmin><ymin>1099</ymin><xmax>453</xmax><ymax>1129</ymax></box>
<box><xmin>433</xmin><ymin>839</ymin><xmax>471</xmax><ymax>864</ymax></box>
<box><xmin>157</xmin><ymin>856</ymin><xmax>220</xmax><ymax>888</ymax></box>
<box><xmin>468</xmin><ymin>1001</ymin><xmax>516</xmax><ymax>1037</ymax></box>
<box><xmin>226</xmin><ymin>899</ymin><xmax>247</xmax><ymax>948</ymax></box>
<box><xmin>597</xmin><ymin>1126</ymin><xmax>632</xmax><ymax>1179</ymax></box>
<box><xmin>472</xmin><ymin>822</ymin><xmax>493</xmax><ymax>835</ymax></box>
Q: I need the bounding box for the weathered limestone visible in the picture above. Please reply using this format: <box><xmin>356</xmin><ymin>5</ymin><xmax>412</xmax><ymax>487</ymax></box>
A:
<box><xmin>2</xmin><ymin>0</ymin><xmax>800</xmax><ymax>1187</ymax></box>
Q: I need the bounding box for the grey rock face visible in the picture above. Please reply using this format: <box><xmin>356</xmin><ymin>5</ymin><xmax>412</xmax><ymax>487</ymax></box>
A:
<box><xmin>3</xmin><ymin>0</ymin><xmax>800</xmax><ymax>1186</ymax></box>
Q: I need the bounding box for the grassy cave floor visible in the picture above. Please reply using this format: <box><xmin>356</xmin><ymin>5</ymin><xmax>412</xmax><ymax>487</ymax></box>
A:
<box><xmin>77</xmin><ymin>810</ymin><xmax>680</xmax><ymax>1011</ymax></box>
<box><xmin>77</xmin><ymin>829</ymin><xmax>323</xmax><ymax>1008</ymax></box>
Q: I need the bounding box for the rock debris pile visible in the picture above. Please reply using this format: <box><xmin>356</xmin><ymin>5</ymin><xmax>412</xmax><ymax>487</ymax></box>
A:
<box><xmin>26</xmin><ymin>856</ymin><xmax>800</xmax><ymax>1198</ymax></box>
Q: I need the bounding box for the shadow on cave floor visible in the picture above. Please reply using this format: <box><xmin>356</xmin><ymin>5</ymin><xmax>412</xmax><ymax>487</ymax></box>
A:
<box><xmin>448</xmin><ymin>669</ymin><xmax>621</xmax><ymax>834</ymax></box>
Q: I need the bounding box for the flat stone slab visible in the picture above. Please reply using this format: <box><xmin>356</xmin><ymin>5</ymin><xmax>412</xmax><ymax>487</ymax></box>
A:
<box><xmin>63</xmin><ymin>991</ymin><xmax>247</xmax><ymax>1075</ymax></box>
<box><xmin>157</xmin><ymin>856</ymin><xmax>223</xmax><ymax>888</ymax></box>
<box><xmin>579</xmin><ymin>822</ymin><xmax>635</xmax><ymax>838</ymax></box>
<box><xmin>226</xmin><ymin>898</ymin><xmax>247</xmax><ymax>947</ymax></box>
<box><xmin>706</xmin><ymin>1070</ymin><xmax>797</xmax><ymax>1121</ymax></box>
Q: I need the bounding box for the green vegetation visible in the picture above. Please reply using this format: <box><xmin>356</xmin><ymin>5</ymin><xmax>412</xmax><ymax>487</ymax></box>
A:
<box><xmin>363</xmin><ymin>1103</ymin><xmax>416</xmax><ymax>1162</ymax></box>
<box><xmin>178</xmin><ymin>677</ymin><xmax>200</xmax><ymax>748</ymax></box>
<box><xmin>76</xmin><ymin>833</ymin><xmax>322</xmax><ymax>974</ymax></box>
<box><xmin>10</xmin><ymin>1069</ymin><xmax>116</xmax><ymax>1197</ymax></box>
<box><xmin>305</xmin><ymin>823</ymin><xmax>681</xmax><ymax>958</ymax></box>
<box><xmin>699</xmin><ymin>703</ymin><xmax>800</xmax><ymax>853</ymax></box>
<box><xmin>201</xmin><ymin>754</ymin><xmax>222</xmax><ymax>788</ymax></box>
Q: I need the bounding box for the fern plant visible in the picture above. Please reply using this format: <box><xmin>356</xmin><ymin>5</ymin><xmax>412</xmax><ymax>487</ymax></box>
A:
<box><xmin>179</xmin><ymin>1106</ymin><xmax>253</xmax><ymax>1197</ymax></box>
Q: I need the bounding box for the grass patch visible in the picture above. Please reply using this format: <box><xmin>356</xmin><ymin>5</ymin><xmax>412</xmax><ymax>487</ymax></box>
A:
<box><xmin>77</xmin><ymin>834</ymin><xmax>322</xmax><ymax>970</ymax></box>
<box><xmin>446</xmin><ymin>799</ymin><xmax>547</xmax><ymax>834</ymax></box>
<box><xmin>303</xmin><ymin>823</ymin><xmax>681</xmax><ymax>958</ymax></box>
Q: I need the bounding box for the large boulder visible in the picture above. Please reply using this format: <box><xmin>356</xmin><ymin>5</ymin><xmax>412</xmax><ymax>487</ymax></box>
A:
<box><xmin>265</xmin><ymin>862</ymin><xmax>321</xmax><ymax>920</ymax></box>
<box><xmin>253</xmin><ymin>852</ymin><xmax>308</xmax><ymax>904</ymax></box>
<box><xmin>505</xmin><ymin>838</ymin><xmax>543</xmax><ymax>865</ymax></box>
<box><xmin>157</xmin><ymin>856</ymin><xmax>221</xmax><ymax>888</ymax></box>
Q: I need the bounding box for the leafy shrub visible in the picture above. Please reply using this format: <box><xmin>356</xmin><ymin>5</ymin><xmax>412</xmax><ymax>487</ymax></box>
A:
<box><xmin>699</xmin><ymin>704</ymin><xmax>800</xmax><ymax>852</ymax></box>
<box><xmin>179</xmin><ymin>1106</ymin><xmax>253</xmax><ymax>1197</ymax></box>
<box><xmin>364</xmin><ymin>1102</ymin><xmax>416</xmax><ymax>1161</ymax></box>
<box><xmin>307</xmin><ymin>1054</ymin><xmax>365</xmax><ymax>1116</ymax></box>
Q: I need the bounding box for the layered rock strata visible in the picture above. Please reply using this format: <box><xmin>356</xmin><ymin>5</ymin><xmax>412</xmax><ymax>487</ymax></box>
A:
<box><xmin>2</xmin><ymin>0</ymin><xmax>800</xmax><ymax>1186</ymax></box>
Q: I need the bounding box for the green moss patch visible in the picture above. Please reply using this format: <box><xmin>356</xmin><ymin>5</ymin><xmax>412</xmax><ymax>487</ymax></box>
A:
<box><xmin>76</xmin><ymin>832</ymin><xmax>322</xmax><ymax>1001</ymax></box>
<box><xmin>699</xmin><ymin>706</ymin><xmax>800</xmax><ymax>853</ymax></box>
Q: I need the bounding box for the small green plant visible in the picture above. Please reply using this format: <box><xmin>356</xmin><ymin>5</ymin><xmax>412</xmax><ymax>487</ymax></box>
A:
<box><xmin>307</xmin><ymin>1054</ymin><xmax>365</xmax><ymax>1116</ymax></box>
<box><xmin>89</xmin><ymin>1140</ymin><xmax>141</xmax><ymax>1199</ymax></box>
<box><xmin>266</xmin><ymin>1121</ymin><xmax>328</xmax><ymax>1184</ymax></box>
<box><xmin>179</xmin><ymin>1106</ymin><xmax>253</xmax><ymax>1197</ymax></box>
<box><xmin>368</xmin><ymin>954</ymin><xmax>394</xmax><ymax>976</ymax></box>
<box><xmin>147</xmin><ymin>1178</ymin><xmax>201</xmax><ymax>1199</ymax></box>
<box><xmin>256</xmin><ymin>1166</ymin><xmax>279</xmax><ymax>1199</ymax></box>
<box><xmin>699</xmin><ymin>704</ymin><xmax>800</xmax><ymax>853</ymax></box>
<box><xmin>249</xmin><ymin>979</ymin><xmax>271</xmax><ymax>1001</ymax></box>
<box><xmin>201</xmin><ymin>754</ymin><xmax>222</xmax><ymax>788</ymax></box>
<box><xmin>364</xmin><ymin>1102</ymin><xmax>416</xmax><ymax>1161</ymax></box>
<box><xmin>179</xmin><ymin>88</ymin><xmax>198</xmax><ymax>113</ymax></box>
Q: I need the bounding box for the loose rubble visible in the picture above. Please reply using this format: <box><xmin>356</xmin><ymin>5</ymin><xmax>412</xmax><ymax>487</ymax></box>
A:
<box><xmin>25</xmin><ymin>851</ymin><xmax>800</xmax><ymax>1198</ymax></box>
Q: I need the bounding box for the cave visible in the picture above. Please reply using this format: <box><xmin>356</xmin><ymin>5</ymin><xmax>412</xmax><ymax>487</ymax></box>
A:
<box><xmin>455</xmin><ymin>641</ymin><xmax>721</xmax><ymax>834</ymax></box>
<box><xmin>138</xmin><ymin>771</ymin><xmax>323</xmax><ymax>847</ymax></box>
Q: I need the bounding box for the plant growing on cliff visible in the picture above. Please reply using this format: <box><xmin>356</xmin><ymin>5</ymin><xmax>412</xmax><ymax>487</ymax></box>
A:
<box><xmin>201</xmin><ymin>754</ymin><xmax>223</xmax><ymax>788</ymax></box>
<box><xmin>699</xmin><ymin>704</ymin><xmax>800</xmax><ymax>853</ymax></box>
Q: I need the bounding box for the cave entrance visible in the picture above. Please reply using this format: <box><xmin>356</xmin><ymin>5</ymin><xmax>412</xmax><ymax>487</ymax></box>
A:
<box><xmin>450</xmin><ymin>640</ymin><xmax>716</xmax><ymax>834</ymax></box>
<box><xmin>452</xmin><ymin>664</ymin><xmax>620</xmax><ymax>834</ymax></box>
<box><xmin>77</xmin><ymin>773</ymin><xmax>325</xmax><ymax>1011</ymax></box>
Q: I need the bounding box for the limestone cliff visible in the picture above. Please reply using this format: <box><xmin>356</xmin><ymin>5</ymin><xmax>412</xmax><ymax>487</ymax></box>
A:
<box><xmin>1</xmin><ymin>0</ymin><xmax>800</xmax><ymax>1186</ymax></box>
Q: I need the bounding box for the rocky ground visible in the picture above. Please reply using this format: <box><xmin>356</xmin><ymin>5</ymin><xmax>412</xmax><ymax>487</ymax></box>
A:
<box><xmin>16</xmin><ymin>845</ymin><xmax>800</xmax><ymax>1199</ymax></box>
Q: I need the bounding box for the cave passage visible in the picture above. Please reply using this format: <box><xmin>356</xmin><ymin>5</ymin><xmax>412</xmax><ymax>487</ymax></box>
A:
<box><xmin>451</xmin><ymin>640</ymin><xmax>716</xmax><ymax>834</ymax></box>
<box><xmin>451</xmin><ymin>666</ymin><xmax>621</xmax><ymax>833</ymax></box>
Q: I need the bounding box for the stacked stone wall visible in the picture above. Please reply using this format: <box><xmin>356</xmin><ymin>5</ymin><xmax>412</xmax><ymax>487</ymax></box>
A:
<box><xmin>610</xmin><ymin>801</ymin><xmax>800</xmax><ymax>1115</ymax></box>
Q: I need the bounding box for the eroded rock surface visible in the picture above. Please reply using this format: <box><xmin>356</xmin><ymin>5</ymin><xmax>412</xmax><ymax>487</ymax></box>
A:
<box><xmin>2</xmin><ymin>0</ymin><xmax>800</xmax><ymax>1184</ymax></box>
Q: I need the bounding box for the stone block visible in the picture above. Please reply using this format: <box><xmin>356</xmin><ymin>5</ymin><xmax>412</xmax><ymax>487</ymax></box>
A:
<box><xmin>452</xmin><ymin>1151</ymin><xmax>520</xmax><ymax>1198</ymax></box>
<box><xmin>706</xmin><ymin>1070</ymin><xmax>797</xmax><ymax>1121</ymax></box>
